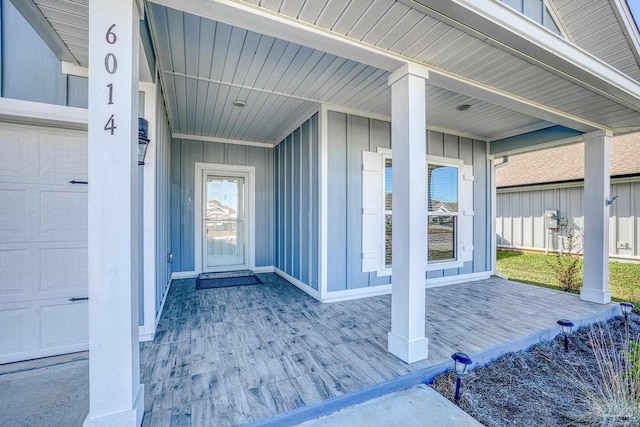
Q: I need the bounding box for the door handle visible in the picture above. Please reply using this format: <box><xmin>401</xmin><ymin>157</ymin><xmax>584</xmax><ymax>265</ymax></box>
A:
<box><xmin>69</xmin><ymin>297</ymin><xmax>89</xmax><ymax>302</ymax></box>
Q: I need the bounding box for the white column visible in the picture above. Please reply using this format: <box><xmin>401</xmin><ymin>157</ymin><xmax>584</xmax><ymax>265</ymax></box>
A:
<box><xmin>581</xmin><ymin>130</ymin><xmax>612</xmax><ymax>304</ymax></box>
<box><xmin>387</xmin><ymin>64</ymin><xmax>430</xmax><ymax>364</ymax></box>
<box><xmin>85</xmin><ymin>0</ymin><xmax>144</xmax><ymax>425</ymax></box>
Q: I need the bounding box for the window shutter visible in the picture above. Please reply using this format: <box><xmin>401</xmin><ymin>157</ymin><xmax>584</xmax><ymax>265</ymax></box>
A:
<box><xmin>362</xmin><ymin>151</ymin><xmax>382</xmax><ymax>272</ymax></box>
<box><xmin>460</xmin><ymin>164</ymin><xmax>474</xmax><ymax>263</ymax></box>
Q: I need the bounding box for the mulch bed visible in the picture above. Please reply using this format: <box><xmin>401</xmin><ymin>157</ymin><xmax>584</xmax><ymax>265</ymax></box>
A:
<box><xmin>431</xmin><ymin>313</ymin><xmax>640</xmax><ymax>427</ymax></box>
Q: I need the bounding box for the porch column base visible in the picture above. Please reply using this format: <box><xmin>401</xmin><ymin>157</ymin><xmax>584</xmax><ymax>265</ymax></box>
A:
<box><xmin>84</xmin><ymin>385</ymin><xmax>144</xmax><ymax>427</ymax></box>
<box><xmin>580</xmin><ymin>287</ymin><xmax>611</xmax><ymax>304</ymax></box>
<box><xmin>388</xmin><ymin>332</ymin><xmax>428</xmax><ymax>364</ymax></box>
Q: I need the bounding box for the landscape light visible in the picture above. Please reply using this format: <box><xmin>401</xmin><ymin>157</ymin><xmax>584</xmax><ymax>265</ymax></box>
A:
<box><xmin>621</xmin><ymin>302</ymin><xmax>634</xmax><ymax>321</ymax></box>
<box><xmin>557</xmin><ymin>319</ymin><xmax>574</xmax><ymax>351</ymax></box>
<box><xmin>451</xmin><ymin>352</ymin><xmax>472</xmax><ymax>401</ymax></box>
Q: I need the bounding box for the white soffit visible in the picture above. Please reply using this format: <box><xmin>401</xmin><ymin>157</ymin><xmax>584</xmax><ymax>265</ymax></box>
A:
<box><xmin>231</xmin><ymin>0</ymin><xmax>640</xmax><ymax>132</ymax></box>
<box><xmin>147</xmin><ymin>3</ymin><xmax>551</xmax><ymax>143</ymax></box>
<box><xmin>551</xmin><ymin>0</ymin><xmax>640</xmax><ymax>82</ymax></box>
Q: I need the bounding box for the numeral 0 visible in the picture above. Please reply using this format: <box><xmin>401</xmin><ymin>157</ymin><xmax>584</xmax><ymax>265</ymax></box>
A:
<box><xmin>104</xmin><ymin>53</ymin><xmax>117</xmax><ymax>74</ymax></box>
<box><xmin>106</xmin><ymin>24</ymin><xmax>117</xmax><ymax>44</ymax></box>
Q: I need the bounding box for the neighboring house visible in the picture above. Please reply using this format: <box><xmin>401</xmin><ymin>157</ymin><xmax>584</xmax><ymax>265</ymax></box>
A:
<box><xmin>496</xmin><ymin>134</ymin><xmax>640</xmax><ymax>260</ymax></box>
<box><xmin>0</xmin><ymin>0</ymin><xmax>639</xmax><ymax>425</ymax></box>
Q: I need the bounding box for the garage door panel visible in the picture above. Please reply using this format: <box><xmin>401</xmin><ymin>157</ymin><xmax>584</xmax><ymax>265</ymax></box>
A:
<box><xmin>0</xmin><ymin>249</ymin><xmax>28</xmax><ymax>297</ymax></box>
<box><xmin>0</xmin><ymin>307</ymin><xmax>29</xmax><ymax>361</ymax></box>
<box><xmin>0</xmin><ymin>129</ymin><xmax>37</xmax><ymax>179</ymax></box>
<box><xmin>40</xmin><ymin>301</ymin><xmax>88</xmax><ymax>350</ymax></box>
<box><xmin>39</xmin><ymin>133</ymin><xmax>87</xmax><ymax>180</ymax></box>
<box><xmin>40</xmin><ymin>247</ymin><xmax>88</xmax><ymax>291</ymax></box>
<box><xmin>40</xmin><ymin>190</ymin><xmax>87</xmax><ymax>233</ymax></box>
<box><xmin>0</xmin><ymin>188</ymin><xmax>27</xmax><ymax>232</ymax></box>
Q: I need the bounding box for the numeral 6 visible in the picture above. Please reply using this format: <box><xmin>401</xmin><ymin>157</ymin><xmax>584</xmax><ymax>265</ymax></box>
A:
<box><xmin>106</xmin><ymin>24</ymin><xmax>117</xmax><ymax>44</ymax></box>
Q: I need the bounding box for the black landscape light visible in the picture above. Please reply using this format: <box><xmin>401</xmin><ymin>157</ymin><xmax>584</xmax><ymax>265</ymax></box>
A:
<box><xmin>621</xmin><ymin>302</ymin><xmax>634</xmax><ymax>321</ymax></box>
<box><xmin>451</xmin><ymin>352</ymin><xmax>472</xmax><ymax>401</ymax></box>
<box><xmin>557</xmin><ymin>319</ymin><xmax>574</xmax><ymax>351</ymax></box>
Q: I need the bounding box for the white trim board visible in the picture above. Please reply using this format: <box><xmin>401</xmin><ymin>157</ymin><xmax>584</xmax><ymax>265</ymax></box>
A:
<box><xmin>497</xmin><ymin>175</ymin><xmax>640</xmax><ymax>193</ymax></box>
<box><xmin>171</xmin><ymin>271</ymin><xmax>197</xmax><ymax>279</ymax></box>
<box><xmin>0</xmin><ymin>97</ymin><xmax>87</xmax><ymax>129</ymax></box>
<box><xmin>322</xmin><ymin>272</ymin><xmax>492</xmax><ymax>303</ymax></box>
<box><xmin>318</xmin><ymin>105</ymin><xmax>329</xmax><ymax>301</ymax></box>
<box><xmin>274</xmin><ymin>268</ymin><xmax>321</xmax><ymax>300</ymax></box>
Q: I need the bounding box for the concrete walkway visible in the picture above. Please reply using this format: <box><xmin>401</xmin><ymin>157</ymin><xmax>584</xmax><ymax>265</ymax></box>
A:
<box><xmin>0</xmin><ymin>355</ymin><xmax>89</xmax><ymax>427</ymax></box>
<box><xmin>298</xmin><ymin>384</ymin><xmax>482</xmax><ymax>427</ymax></box>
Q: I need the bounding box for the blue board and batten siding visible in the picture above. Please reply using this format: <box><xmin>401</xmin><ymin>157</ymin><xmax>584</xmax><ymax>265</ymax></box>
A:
<box><xmin>326</xmin><ymin>111</ymin><xmax>491</xmax><ymax>292</ymax></box>
<box><xmin>1</xmin><ymin>0</ymin><xmax>87</xmax><ymax>107</ymax></box>
<box><xmin>170</xmin><ymin>140</ymin><xmax>275</xmax><ymax>272</ymax></box>
<box><xmin>274</xmin><ymin>114</ymin><xmax>320</xmax><ymax>290</ymax></box>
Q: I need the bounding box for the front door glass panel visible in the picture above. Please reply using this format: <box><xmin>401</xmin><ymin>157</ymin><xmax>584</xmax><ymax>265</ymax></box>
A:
<box><xmin>203</xmin><ymin>175</ymin><xmax>245</xmax><ymax>268</ymax></box>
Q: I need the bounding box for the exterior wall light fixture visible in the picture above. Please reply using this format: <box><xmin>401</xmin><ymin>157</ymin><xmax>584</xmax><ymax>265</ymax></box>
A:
<box><xmin>138</xmin><ymin>117</ymin><xmax>150</xmax><ymax>166</ymax></box>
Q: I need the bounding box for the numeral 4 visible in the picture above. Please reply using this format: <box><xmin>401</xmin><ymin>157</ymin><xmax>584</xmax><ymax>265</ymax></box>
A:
<box><xmin>104</xmin><ymin>115</ymin><xmax>116</xmax><ymax>135</ymax></box>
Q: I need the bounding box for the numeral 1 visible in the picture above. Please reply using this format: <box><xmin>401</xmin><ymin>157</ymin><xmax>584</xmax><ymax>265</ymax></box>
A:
<box><xmin>107</xmin><ymin>83</ymin><xmax>113</xmax><ymax>105</ymax></box>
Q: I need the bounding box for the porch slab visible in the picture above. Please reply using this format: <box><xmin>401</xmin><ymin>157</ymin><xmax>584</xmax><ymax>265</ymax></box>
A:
<box><xmin>140</xmin><ymin>273</ymin><xmax>617</xmax><ymax>426</ymax></box>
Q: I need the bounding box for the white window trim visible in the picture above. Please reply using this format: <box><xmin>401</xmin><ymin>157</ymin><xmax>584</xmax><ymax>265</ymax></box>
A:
<box><xmin>425</xmin><ymin>155</ymin><xmax>464</xmax><ymax>271</ymax></box>
<box><xmin>377</xmin><ymin>150</ymin><xmax>465</xmax><ymax>276</ymax></box>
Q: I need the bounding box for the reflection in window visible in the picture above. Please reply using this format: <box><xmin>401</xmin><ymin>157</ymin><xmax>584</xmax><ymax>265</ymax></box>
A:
<box><xmin>428</xmin><ymin>165</ymin><xmax>458</xmax><ymax>262</ymax></box>
<box><xmin>382</xmin><ymin>159</ymin><xmax>460</xmax><ymax>266</ymax></box>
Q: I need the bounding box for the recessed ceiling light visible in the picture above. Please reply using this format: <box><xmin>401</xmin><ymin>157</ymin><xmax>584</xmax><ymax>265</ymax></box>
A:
<box><xmin>456</xmin><ymin>104</ymin><xmax>471</xmax><ymax>111</ymax></box>
<box><xmin>232</xmin><ymin>100</ymin><xmax>247</xmax><ymax>107</ymax></box>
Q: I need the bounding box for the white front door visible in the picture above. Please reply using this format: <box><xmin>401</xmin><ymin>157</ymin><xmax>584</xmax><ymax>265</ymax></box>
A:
<box><xmin>202</xmin><ymin>173</ymin><xmax>248</xmax><ymax>271</ymax></box>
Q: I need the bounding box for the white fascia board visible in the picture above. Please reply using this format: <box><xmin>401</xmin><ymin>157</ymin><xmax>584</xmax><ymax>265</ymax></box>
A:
<box><xmin>152</xmin><ymin>0</ymin><xmax>603</xmax><ymax>133</ymax></box>
<box><xmin>412</xmin><ymin>0</ymin><xmax>640</xmax><ymax>110</ymax></box>
<box><xmin>609</xmin><ymin>0</ymin><xmax>640</xmax><ymax>72</ymax></box>
<box><xmin>0</xmin><ymin>97</ymin><xmax>87</xmax><ymax>129</ymax></box>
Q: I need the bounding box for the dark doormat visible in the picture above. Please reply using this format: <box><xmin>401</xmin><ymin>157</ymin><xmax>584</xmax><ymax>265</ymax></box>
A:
<box><xmin>196</xmin><ymin>274</ymin><xmax>263</xmax><ymax>290</ymax></box>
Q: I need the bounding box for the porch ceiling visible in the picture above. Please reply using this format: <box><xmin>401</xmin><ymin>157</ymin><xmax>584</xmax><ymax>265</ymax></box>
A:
<box><xmin>147</xmin><ymin>3</ymin><xmax>553</xmax><ymax>144</ymax></box>
<box><xmin>14</xmin><ymin>0</ymin><xmax>640</xmax><ymax>143</ymax></box>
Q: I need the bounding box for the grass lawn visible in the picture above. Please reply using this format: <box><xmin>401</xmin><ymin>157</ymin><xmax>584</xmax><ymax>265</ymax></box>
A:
<box><xmin>496</xmin><ymin>251</ymin><xmax>640</xmax><ymax>306</ymax></box>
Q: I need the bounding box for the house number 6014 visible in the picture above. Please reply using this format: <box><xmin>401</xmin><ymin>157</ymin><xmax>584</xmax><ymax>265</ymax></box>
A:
<box><xmin>105</xmin><ymin>24</ymin><xmax>117</xmax><ymax>135</ymax></box>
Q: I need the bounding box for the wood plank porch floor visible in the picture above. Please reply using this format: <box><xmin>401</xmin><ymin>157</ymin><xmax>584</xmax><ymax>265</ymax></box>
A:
<box><xmin>140</xmin><ymin>273</ymin><xmax>616</xmax><ymax>426</ymax></box>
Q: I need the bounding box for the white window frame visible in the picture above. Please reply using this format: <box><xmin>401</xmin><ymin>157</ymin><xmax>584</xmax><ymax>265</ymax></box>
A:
<box><xmin>378</xmin><ymin>151</ymin><xmax>464</xmax><ymax>276</ymax></box>
<box><xmin>425</xmin><ymin>155</ymin><xmax>464</xmax><ymax>271</ymax></box>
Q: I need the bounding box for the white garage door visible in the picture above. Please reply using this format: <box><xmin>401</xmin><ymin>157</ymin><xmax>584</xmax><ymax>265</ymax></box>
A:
<box><xmin>0</xmin><ymin>122</ymin><xmax>88</xmax><ymax>364</ymax></box>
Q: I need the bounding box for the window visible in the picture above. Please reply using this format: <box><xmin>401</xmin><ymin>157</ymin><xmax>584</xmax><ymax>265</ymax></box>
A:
<box><xmin>361</xmin><ymin>150</ymin><xmax>474</xmax><ymax>276</ymax></box>
<box><xmin>499</xmin><ymin>0</ymin><xmax>562</xmax><ymax>35</ymax></box>
<box><xmin>427</xmin><ymin>162</ymin><xmax>459</xmax><ymax>263</ymax></box>
<box><xmin>381</xmin><ymin>155</ymin><xmax>466</xmax><ymax>271</ymax></box>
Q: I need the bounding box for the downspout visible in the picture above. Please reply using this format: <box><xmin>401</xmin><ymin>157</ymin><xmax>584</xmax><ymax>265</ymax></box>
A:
<box><xmin>493</xmin><ymin>156</ymin><xmax>509</xmax><ymax>280</ymax></box>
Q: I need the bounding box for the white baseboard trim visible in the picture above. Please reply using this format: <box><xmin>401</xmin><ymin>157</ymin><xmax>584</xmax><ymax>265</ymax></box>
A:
<box><xmin>321</xmin><ymin>271</ymin><xmax>493</xmax><ymax>303</ymax></box>
<box><xmin>274</xmin><ymin>268</ymin><xmax>322</xmax><ymax>300</ymax></box>
<box><xmin>424</xmin><ymin>271</ymin><xmax>492</xmax><ymax>288</ymax></box>
<box><xmin>322</xmin><ymin>285</ymin><xmax>392</xmax><ymax>303</ymax></box>
<box><xmin>170</xmin><ymin>271</ymin><xmax>197</xmax><ymax>279</ymax></box>
<box><xmin>253</xmin><ymin>266</ymin><xmax>275</xmax><ymax>273</ymax></box>
<box><xmin>138</xmin><ymin>276</ymin><xmax>173</xmax><ymax>343</ymax></box>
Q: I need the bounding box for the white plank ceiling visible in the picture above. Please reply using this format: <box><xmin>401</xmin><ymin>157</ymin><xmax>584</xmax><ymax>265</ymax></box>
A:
<box><xmin>551</xmin><ymin>0</ymin><xmax>640</xmax><ymax>82</ymax></box>
<box><xmin>147</xmin><ymin>2</ymin><xmax>553</xmax><ymax>143</ymax></box>
<box><xmin>238</xmin><ymin>0</ymin><xmax>640</xmax><ymax>133</ymax></box>
<box><xmin>16</xmin><ymin>0</ymin><xmax>640</xmax><ymax>142</ymax></box>
<box><xmin>33</xmin><ymin>0</ymin><xmax>89</xmax><ymax>66</ymax></box>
